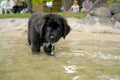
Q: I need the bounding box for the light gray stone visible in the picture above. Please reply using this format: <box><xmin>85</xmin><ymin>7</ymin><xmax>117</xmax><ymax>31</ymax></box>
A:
<box><xmin>94</xmin><ymin>7</ymin><xmax>111</xmax><ymax>17</ymax></box>
<box><xmin>109</xmin><ymin>3</ymin><xmax>120</xmax><ymax>15</ymax></box>
<box><xmin>114</xmin><ymin>21</ymin><xmax>120</xmax><ymax>29</ymax></box>
<box><xmin>80</xmin><ymin>14</ymin><xmax>96</xmax><ymax>25</ymax></box>
<box><xmin>113</xmin><ymin>13</ymin><xmax>120</xmax><ymax>22</ymax></box>
<box><xmin>98</xmin><ymin>17</ymin><xmax>113</xmax><ymax>26</ymax></box>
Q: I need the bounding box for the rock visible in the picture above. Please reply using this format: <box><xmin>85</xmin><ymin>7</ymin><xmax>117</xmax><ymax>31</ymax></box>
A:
<box><xmin>9</xmin><ymin>19</ymin><xmax>15</xmax><ymax>22</ymax></box>
<box><xmin>109</xmin><ymin>3</ymin><xmax>120</xmax><ymax>15</ymax></box>
<box><xmin>94</xmin><ymin>7</ymin><xmax>111</xmax><ymax>17</ymax></box>
<box><xmin>114</xmin><ymin>21</ymin><xmax>120</xmax><ymax>29</ymax></box>
<box><xmin>89</xmin><ymin>0</ymin><xmax>106</xmax><ymax>13</ymax></box>
<box><xmin>98</xmin><ymin>17</ymin><xmax>113</xmax><ymax>26</ymax></box>
<box><xmin>80</xmin><ymin>14</ymin><xmax>96</xmax><ymax>25</ymax></box>
<box><xmin>113</xmin><ymin>13</ymin><xmax>120</xmax><ymax>22</ymax></box>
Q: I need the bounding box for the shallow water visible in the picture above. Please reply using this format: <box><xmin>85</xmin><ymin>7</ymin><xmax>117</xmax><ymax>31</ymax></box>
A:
<box><xmin>0</xmin><ymin>27</ymin><xmax>120</xmax><ymax>80</ymax></box>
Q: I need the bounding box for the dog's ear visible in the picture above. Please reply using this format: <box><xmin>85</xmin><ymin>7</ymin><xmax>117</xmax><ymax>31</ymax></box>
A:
<box><xmin>35</xmin><ymin>17</ymin><xmax>46</xmax><ymax>38</ymax></box>
<box><xmin>62</xmin><ymin>18</ymin><xmax>71</xmax><ymax>39</ymax></box>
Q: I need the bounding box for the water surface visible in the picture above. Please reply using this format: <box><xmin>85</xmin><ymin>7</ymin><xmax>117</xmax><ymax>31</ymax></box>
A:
<box><xmin>0</xmin><ymin>28</ymin><xmax>120</xmax><ymax>80</ymax></box>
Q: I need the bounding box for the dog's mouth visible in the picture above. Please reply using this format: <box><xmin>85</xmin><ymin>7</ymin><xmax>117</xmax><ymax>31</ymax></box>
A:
<box><xmin>43</xmin><ymin>42</ymin><xmax>55</xmax><ymax>56</ymax></box>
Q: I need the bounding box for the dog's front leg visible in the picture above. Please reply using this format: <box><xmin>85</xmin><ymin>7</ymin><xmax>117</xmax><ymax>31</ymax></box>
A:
<box><xmin>31</xmin><ymin>40</ymin><xmax>40</xmax><ymax>53</ymax></box>
<box><xmin>50</xmin><ymin>44</ymin><xmax>55</xmax><ymax>56</ymax></box>
<box><xmin>31</xmin><ymin>34</ymin><xmax>41</xmax><ymax>54</ymax></box>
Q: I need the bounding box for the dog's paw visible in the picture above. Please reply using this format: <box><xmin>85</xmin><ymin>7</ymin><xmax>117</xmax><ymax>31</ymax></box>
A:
<box><xmin>32</xmin><ymin>48</ymin><xmax>41</xmax><ymax>54</ymax></box>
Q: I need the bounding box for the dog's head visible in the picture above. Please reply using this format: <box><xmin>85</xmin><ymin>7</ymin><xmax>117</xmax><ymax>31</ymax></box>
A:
<box><xmin>36</xmin><ymin>13</ymin><xmax>71</xmax><ymax>43</ymax></box>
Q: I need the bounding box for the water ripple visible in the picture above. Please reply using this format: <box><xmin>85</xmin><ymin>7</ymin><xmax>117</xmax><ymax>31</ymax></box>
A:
<box><xmin>98</xmin><ymin>52</ymin><xmax>120</xmax><ymax>60</ymax></box>
<box><xmin>98</xmin><ymin>75</ymin><xmax>120</xmax><ymax>80</ymax></box>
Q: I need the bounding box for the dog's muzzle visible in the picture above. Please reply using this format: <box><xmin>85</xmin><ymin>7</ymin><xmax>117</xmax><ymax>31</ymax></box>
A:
<box><xmin>43</xmin><ymin>42</ymin><xmax>55</xmax><ymax>56</ymax></box>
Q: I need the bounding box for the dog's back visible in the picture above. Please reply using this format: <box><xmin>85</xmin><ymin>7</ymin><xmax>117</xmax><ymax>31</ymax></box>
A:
<box><xmin>28</xmin><ymin>12</ymin><xmax>45</xmax><ymax>27</ymax></box>
<box><xmin>27</xmin><ymin>12</ymin><xmax>45</xmax><ymax>45</ymax></box>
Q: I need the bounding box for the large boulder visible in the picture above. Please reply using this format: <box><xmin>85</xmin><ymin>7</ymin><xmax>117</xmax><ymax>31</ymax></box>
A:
<box><xmin>94</xmin><ymin>7</ymin><xmax>111</xmax><ymax>17</ymax></box>
<box><xmin>98</xmin><ymin>17</ymin><xmax>113</xmax><ymax>26</ymax></box>
<box><xmin>109</xmin><ymin>3</ymin><xmax>120</xmax><ymax>15</ymax></box>
<box><xmin>80</xmin><ymin>14</ymin><xmax>96</xmax><ymax>25</ymax></box>
<box><xmin>113</xmin><ymin>13</ymin><xmax>120</xmax><ymax>22</ymax></box>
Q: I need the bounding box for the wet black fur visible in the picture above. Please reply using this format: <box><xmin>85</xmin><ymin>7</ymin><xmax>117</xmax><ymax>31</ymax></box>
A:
<box><xmin>27</xmin><ymin>12</ymin><xmax>71</xmax><ymax>55</ymax></box>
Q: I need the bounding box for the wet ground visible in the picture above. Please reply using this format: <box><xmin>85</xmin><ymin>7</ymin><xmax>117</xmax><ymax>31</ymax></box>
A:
<box><xmin>0</xmin><ymin>19</ymin><xmax>120</xmax><ymax>80</ymax></box>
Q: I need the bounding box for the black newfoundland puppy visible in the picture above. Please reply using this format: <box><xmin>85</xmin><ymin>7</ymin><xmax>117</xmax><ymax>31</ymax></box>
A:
<box><xmin>28</xmin><ymin>12</ymin><xmax>71</xmax><ymax>56</ymax></box>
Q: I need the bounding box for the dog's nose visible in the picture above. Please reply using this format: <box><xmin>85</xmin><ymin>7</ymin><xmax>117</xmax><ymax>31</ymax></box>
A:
<box><xmin>50</xmin><ymin>36</ymin><xmax>54</xmax><ymax>39</ymax></box>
